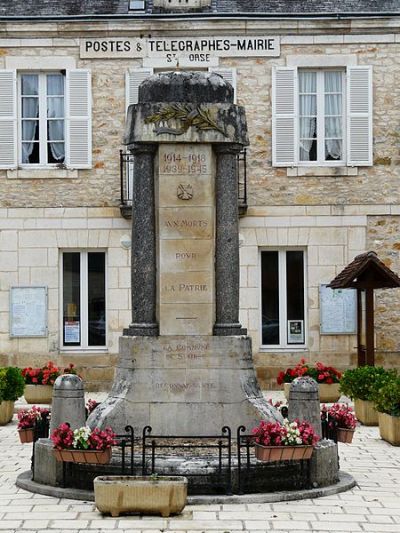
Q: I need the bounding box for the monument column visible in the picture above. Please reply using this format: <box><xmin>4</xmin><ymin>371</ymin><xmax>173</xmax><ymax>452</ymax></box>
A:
<box><xmin>214</xmin><ymin>143</ymin><xmax>244</xmax><ymax>336</ymax></box>
<box><xmin>124</xmin><ymin>142</ymin><xmax>159</xmax><ymax>337</ymax></box>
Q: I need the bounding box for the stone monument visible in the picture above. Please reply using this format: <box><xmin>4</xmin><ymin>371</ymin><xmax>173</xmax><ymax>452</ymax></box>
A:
<box><xmin>88</xmin><ymin>71</ymin><xmax>281</xmax><ymax>435</ymax></box>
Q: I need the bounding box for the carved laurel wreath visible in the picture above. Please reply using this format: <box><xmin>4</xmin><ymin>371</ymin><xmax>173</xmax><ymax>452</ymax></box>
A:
<box><xmin>144</xmin><ymin>103</ymin><xmax>227</xmax><ymax>137</ymax></box>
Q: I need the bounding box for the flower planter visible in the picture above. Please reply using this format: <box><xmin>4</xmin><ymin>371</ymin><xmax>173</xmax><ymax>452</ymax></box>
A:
<box><xmin>336</xmin><ymin>428</ymin><xmax>355</xmax><ymax>443</ymax></box>
<box><xmin>0</xmin><ymin>401</ymin><xmax>15</xmax><ymax>425</ymax></box>
<box><xmin>94</xmin><ymin>475</ymin><xmax>188</xmax><ymax>518</ymax></box>
<box><xmin>255</xmin><ymin>443</ymin><xmax>313</xmax><ymax>462</ymax></box>
<box><xmin>24</xmin><ymin>384</ymin><xmax>53</xmax><ymax>404</ymax></box>
<box><xmin>354</xmin><ymin>399</ymin><xmax>379</xmax><ymax>426</ymax></box>
<box><xmin>284</xmin><ymin>382</ymin><xmax>340</xmax><ymax>402</ymax></box>
<box><xmin>378</xmin><ymin>412</ymin><xmax>400</xmax><ymax>446</ymax></box>
<box><xmin>53</xmin><ymin>447</ymin><xmax>112</xmax><ymax>464</ymax></box>
<box><xmin>18</xmin><ymin>428</ymin><xmax>34</xmax><ymax>443</ymax></box>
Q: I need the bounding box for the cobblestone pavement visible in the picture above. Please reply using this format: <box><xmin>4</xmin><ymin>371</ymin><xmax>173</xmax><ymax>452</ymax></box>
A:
<box><xmin>1</xmin><ymin>399</ymin><xmax>400</xmax><ymax>533</ymax></box>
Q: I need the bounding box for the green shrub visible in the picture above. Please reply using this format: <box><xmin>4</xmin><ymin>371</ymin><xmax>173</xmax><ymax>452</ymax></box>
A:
<box><xmin>0</xmin><ymin>367</ymin><xmax>25</xmax><ymax>401</ymax></box>
<box><xmin>0</xmin><ymin>369</ymin><xmax>6</xmax><ymax>402</ymax></box>
<box><xmin>339</xmin><ymin>366</ymin><xmax>397</xmax><ymax>401</ymax></box>
<box><xmin>372</xmin><ymin>375</ymin><xmax>400</xmax><ymax>417</ymax></box>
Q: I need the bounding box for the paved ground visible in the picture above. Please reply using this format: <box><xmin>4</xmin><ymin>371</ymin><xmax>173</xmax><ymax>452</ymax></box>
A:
<box><xmin>1</xmin><ymin>396</ymin><xmax>400</xmax><ymax>532</ymax></box>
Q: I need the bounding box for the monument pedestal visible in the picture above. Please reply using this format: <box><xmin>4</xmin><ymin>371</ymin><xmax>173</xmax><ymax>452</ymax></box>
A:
<box><xmin>88</xmin><ymin>335</ymin><xmax>281</xmax><ymax>434</ymax></box>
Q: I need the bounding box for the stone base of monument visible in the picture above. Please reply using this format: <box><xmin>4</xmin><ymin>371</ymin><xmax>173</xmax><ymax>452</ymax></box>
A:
<box><xmin>86</xmin><ymin>335</ymin><xmax>282</xmax><ymax>435</ymax></box>
<box><xmin>29</xmin><ymin>438</ymin><xmax>341</xmax><ymax>497</ymax></box>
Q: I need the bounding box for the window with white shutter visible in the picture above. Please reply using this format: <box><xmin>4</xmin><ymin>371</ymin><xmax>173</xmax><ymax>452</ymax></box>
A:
<box><xmin>208</xmin><ymin>67</ymin><xmax>237</xmax><ymax>103</ymax></box>
<box><xmin>66</xmin><ymin>69</ymin><xmax>92</xmax><ymax>169</ymax></box>
<box><xmin>125</xmin><ymin>68</ymin><xmax>153</xmax><ymax>202</ymax></box>
<box><xmin>0</xmin><ymin>70</ymin><xmax>17</xmax><ymax>169</ymax></box>
<box><xmin>126</xmin><ymin>68</ymin><xmax>154</xmax><ymax>109</ymax></box>
<box><xmin>272</xmin><ymin>65</ymin><xmax>372</xmax><ymax>168</ymax></box>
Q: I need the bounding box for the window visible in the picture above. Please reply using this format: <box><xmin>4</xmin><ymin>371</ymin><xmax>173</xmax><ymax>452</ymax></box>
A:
<box><xmin>0</xmin><ymin>69</ymin><xmax>91</xmax><ymax>170</ymax></box>
<box><xmin>62</xmin><ymin>251</ymin><xmax>106</xmax><ymax>349</ymax></box>
<box><xmin>19</xmin><ymin>72</ymin><xmax>65</xmax><ymax>165</ymax></box>
<box><xmin>261</xmin><ymin>250</ymin><xmax>306</xmax><ymax>348</ymax></box>
<box><xmin>272</xmin><ymin>66</ymin><xmax>372</xmax><ymax>167</ymax></box>
<box><xmin>299</xmin><ymin>70</ymin><xmax>344</xmax><ymax>164</ymax></box>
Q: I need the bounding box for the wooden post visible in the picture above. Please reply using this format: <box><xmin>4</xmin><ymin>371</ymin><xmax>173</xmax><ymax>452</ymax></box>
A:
<box><xmin>365</xmin><ymin>287</ymin><xmax>375</xmax><ymax>366</ymax></box>
<box><xmin>357</xmin><ymin>288</ymin><xmax>365</xmax><ymax>367</ymax></box>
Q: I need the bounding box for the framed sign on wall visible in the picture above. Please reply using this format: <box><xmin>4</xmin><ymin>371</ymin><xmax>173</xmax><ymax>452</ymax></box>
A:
<box><xmin>320</xmin><ymin>284</ymin><xmax>357</xmax><ymax>335</ymax></box>
<box><xmin>10</xmin><ymin>286</ymin><xmax>48</xmax><ymax>337</ymax></box>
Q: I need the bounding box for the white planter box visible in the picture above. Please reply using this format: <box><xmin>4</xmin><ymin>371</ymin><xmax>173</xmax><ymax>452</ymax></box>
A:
<box><xmin>94</xmin><ymin>475</ymin><xmax>188</xmax><ymax>517</ymax></box>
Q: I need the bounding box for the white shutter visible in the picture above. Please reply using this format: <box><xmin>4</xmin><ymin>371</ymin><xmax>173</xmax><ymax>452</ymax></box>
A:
<box><xmin>126</xmin><ymin>68</ymin><xmax>154</xmax><ymax>110</ymax></box>
<box><xmin>272</xmin><ymin>67</ymin><xmax>297</xmax><ymax>167</ymax></box>
<box><xmin>347</xmin><ymin>66</ymin><xmax>372</xmax><ymax>166</ymax></box>
<box><xmin>66</xmin><ymin>69</ymin><xmax>92</xmax><ymax>169</ymax></box>
<box><xmin>0</xmin><ymin>70</ymin><xmax>17</xmax><ymax>169</ymax></box>
<box><xmin>208</xmin><ymin>67</ymin><xmax>237</xmax><ymax>103</ymax></box>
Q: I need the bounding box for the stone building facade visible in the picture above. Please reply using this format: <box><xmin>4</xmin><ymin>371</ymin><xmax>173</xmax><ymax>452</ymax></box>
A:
<box><xmin>1</xmin><ymin>0</ymin><xmax>400</xmax><ymax>389</ymax></box>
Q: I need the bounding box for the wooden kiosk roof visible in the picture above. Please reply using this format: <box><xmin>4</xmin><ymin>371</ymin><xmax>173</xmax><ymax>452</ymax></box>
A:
<box><xmin>328</xmin><ymin>251</ymin><xmax>400</xmax><ymax>290</ymax></box>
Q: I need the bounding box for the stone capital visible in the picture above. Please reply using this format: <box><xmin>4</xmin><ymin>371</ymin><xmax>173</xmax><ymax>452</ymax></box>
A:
<box><xmin>127</xmin><ymin>142</ymin><xmax>158</xmax><ymax>155</ymax></box>
<box><xmin>213</xmin><ymin>143</ymin><xmax>243</xmax><ymax>155</ymax></box>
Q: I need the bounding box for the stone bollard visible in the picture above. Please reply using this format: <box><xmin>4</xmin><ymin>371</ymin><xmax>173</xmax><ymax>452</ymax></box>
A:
<box><xmin>50</xmin><ymin>374</ymin><xmax>86</xmax><ymax>433</ymax></box>
<box><xmin>288</xmin><ymin>376</ymin><xmax>322</xmax><ymax>437</ymax></box>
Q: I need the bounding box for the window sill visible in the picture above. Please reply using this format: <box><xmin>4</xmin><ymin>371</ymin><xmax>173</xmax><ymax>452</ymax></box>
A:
<box><xmin>287</xmin><ymin>167</ymin><xmax>358</xmax><ymax>177</ymax></box>
<box><xmin>7</xmin><ymin>168</ymin><xmax>78</xmax><ymax>179</ymax></box>
<box><xmin>259</xmin><ymin>347</ymin><xmax>308</xmax><ymax>353</ymax></box>
<box><xmin>60</xmin><ymin>347</ymin><xmax>108</xmax><ymax>353</ymax></box>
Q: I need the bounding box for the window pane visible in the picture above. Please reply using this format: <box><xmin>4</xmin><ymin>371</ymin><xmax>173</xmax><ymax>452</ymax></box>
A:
<box><xmin>299</xmin><ymin>71</ymin><xmax>316</xmax><ymax>93</ymax></box>
<box><xmin>286</xmin><ymin>251</ymin><xmax>305</xmax><ymax>345</ymax></box>
<box><xmin>47</xmin><ymin>97</ymin><xmax>64</xmax><ymax>118</ymax></box>
<box><xmin>22</xmin><ymin>98</ymin><xmax>39</xmax><ymax>118</ymax></box>
<box><xmin>21</xmin><ymin>74</ymin><xmax>38</xmax><ymax>95</ymax></box>
<box><xmin>261</xmin><ymin>251</ymin><xmax>280</xmax><ymax>345</ymax></box>
<box><xmin>22</xmin><ymin>120</ymin><xmax>39</xmax><ymax>141</ymax></box>
<box><xmin>299</xmin><ymin>95</ymin><xmax>317</xmax><ymax>116</ymax></box>
<box><xmin>88</xmin><ymin>253</ymin><xmax>106</xmax><ymax>347</ymax></box>
<box><xmin>325</xmin><ymin>117</ymin><xmax>342</xmax><ymax>138</ymax></box>
<box><xmin>22</xmin><ymin>142</ymin><xmax>39</xmax><ymax>164</ymax></box>
<box><xmin>325</xmin><ymin>139</ymin><xmax>342</xmax><ymax>161</ymax></box>
<box><xmin>48</xmin><ymin>120</ymin><xmax>65</xmax><ymax>141</ymax></box>
<box><xmin>63</xmin><ymin>253</ymin><xmax>81</xmax><ymax>346</ymax></box>
<box><xmin>48</xmin><ymin>142</ymin><xmax>65</xmax><ymax>164</ymax></box>
<box><xmin>325</xmin><ymin>71</ymin><xmax>342</xmax><ymax>93</ymax></box>
<box><xmin>47</xmin><ymin>74</ymin><xmax>65</xmax><ymax>95</ymax></box>
<box><xmin>325</xmin><ymin>94</ymin><xmax>342</xmax><ymax>116</ymax></box>
<box><xmin>300</xmin><ymin>138</ymin><xmax>317</xmax><ymax>162</ymax></box>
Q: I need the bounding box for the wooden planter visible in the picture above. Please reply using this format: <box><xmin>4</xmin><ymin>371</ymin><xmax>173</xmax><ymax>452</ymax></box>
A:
<box><xmin>354</xmin><ymin>399</ymin><xmax>379</xmax><ymax>426</ymax></box>
<box><xmin>336</xmin><ymin>428</ymin><xmax>355</xmax><ymax>443</ymax></box>
<box><xmin>378</xmin><ymin>412</ymin><xmax>400</xmax><ymax>446</ymax></box>
<box><xmin>53</xmin><ymin>447</ymin><xmax>112</xmax><ymax>464</ymax></box>
<box><xmin>0</xmin><ymin>401</ymin><xmax>15</xmax><ymax>425</ymax></box>
<box><xmin>284</xmin><ymin>382</ymin><xmax>341</xmax><ymax>402</ymax></box>
<box><xmin>94</xmin><ymin>475</ymin><xmax>188</xmax><ymax>518</ymax></box>
<box><xmin>255</xmin><ymin>443</ymin><xmax>314</xmax><ymax>462</ymax></box>
<box><xmin>18</xmin><ymin>428</ymin><xmax>34</xmax><ymax>443</ymax></box>
<box><xmin>24</xmin><ymin>384</ymin><xmax>53</xmax><ymax>404</ymax></box>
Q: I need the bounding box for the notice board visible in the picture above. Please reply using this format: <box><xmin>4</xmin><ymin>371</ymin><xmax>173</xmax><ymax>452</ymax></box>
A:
<box><xmin>10</xmin><ymin>286</ymin><xmax>48</xmax><ymax>337</ymax></box>
<box><xmin>320</xmin><ymin>284</ymin><xmax>357</xmax><ymax>335</ymax></box>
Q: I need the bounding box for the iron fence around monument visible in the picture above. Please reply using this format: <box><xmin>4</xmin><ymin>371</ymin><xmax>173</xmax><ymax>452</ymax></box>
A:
<box><xmin>119</xmin><ymin>149</ymin><xmax>248</xmax><ymax>213</ymax></box>
<box><xmin>30</xmin><ymin>423</ymin><xmax>331</xmax><ymax>495</ymax></box>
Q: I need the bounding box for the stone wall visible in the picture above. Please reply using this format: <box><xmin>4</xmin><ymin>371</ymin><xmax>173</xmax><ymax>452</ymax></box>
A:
<box><xmin>1</xmin><ymin>18</ymin><xmax>400</xmax><ymax>389</ymax></box>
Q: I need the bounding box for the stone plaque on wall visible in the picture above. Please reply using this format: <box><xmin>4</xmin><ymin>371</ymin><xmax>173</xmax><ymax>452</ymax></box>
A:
<box><xmin>158</xmin><ymin>144</ymin><xmax>215</xmax><ymax>335</ymax></box>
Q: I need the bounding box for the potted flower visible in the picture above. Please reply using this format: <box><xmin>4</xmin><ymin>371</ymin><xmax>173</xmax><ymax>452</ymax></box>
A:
<box><xmin>322</xmin><ymin>403</ymin><xmax>357</xmax><ymax>443</ymax></box>
<box><xmin>51</xmin><ymin>422</ymin><xmax>116</xmax><ymax>463</ymax></box>
<box><xmin>339</xmin><ymin>366</ymin><xmax>396</xmax><ymax>425</ymax></box>
<box><xmin>0</xmin><ymin>367</ymin><xmax>25</xmax><ymax>425</ymax></box>
<box><xmin>22</xmin><ymin>362</ymin><xmax>77</xmax><ymax>404</ymax></box>
<box><xmin>251</xmin><ymin>418</ymin><xmax>319</xmax><ymax>462</ymax></box>
<box><xmin>17</xmin><ymin>406</ymin><xmax>50</xmax><ymax>443</ymax></box>
<box><xmin>277</xmin><ymin>359</ymin><xmax>342</xmax><ymax>402</ymax></box>
<box><xmin>371</xmin><ymin>375</ymin><xmax>400</xmax><ymax>446</ymax></box>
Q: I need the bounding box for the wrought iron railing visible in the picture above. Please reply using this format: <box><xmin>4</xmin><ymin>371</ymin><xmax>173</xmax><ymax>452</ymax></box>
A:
<box><xmin>119</xmin><ymin>148</ymin><xmax>248</xmax><ymax>215</ymax></box>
